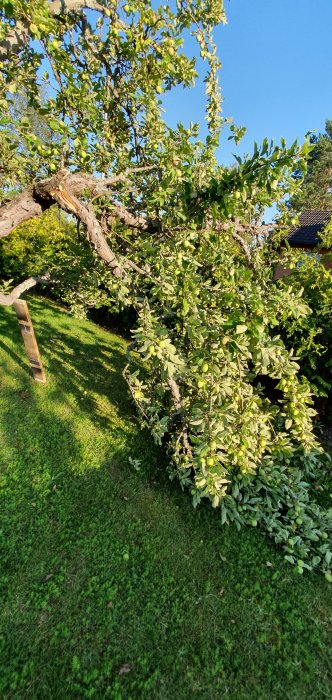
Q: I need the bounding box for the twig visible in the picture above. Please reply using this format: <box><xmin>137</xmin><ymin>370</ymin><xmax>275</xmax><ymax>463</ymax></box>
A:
<box><xmin>168</xmin><ymin>377</ymin><xmax>192</xmax><ymax>456</ymax></box>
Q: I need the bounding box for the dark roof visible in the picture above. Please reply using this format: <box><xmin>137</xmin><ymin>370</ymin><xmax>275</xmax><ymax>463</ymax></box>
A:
<box><xmin>286</xmin><ymin>210</ymin><xmax>332</xmax><ymax>246</ymax></box>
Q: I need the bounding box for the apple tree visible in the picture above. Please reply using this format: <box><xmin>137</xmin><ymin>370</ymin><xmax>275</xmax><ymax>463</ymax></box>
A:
<box><xmin>0</xmin><ymin>0</ymin><xmax>331</xmax><ymax>576</ymax></box>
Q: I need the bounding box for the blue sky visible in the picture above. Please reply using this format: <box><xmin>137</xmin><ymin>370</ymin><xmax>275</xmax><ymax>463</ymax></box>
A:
<box><xmin>163</xmin><ymin>0</ymin><xmax>332</xmax><ymax>166</ymax></box>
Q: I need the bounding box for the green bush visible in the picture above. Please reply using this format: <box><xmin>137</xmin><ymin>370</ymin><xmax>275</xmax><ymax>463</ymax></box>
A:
<box><xmin>0</xmin><ymin>207</ymin><xmax>115</xmax><ymax>318</ymax></box>
<box><xmin>0</xmin><ymin>207</ymin><xmax>75</xmax><ymax>280</ymax></box>
<box><xmin>278</xmin><ymin>223</ymin><xmax>332</xmax><ymax>400</ymax></box>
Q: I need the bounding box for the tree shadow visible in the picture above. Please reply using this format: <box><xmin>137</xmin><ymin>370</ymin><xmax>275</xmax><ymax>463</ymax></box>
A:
<box><xmin>0</xmin><ymin>297</ymin><xmax>145</xmax><ymax>509</ymax></box>
<box><xmin>0</xmin><ymin>296</ymin><xmax>136</xmax><ymax>435</ymax></box>
<box><xmin>0</xmin><ymin>297</ymin><xmax>331</xmax><ymax>700</ymax></box>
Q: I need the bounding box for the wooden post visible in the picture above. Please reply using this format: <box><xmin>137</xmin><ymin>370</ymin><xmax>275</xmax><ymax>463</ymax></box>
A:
<box><xmin>13</xmin><ymin>299</ymin><xmax>46</xmax><ymax>383</ymax></box>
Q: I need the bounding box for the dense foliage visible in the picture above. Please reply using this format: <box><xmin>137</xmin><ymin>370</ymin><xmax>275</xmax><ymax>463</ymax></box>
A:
<box><xmin>124</xmin><ymin>206</ymin><xmax>332</xmax><ymax>577</ymax></box>
<box><xmin>0</xmin><ymin>1</ymin><xmax>331</xmax><ymax>576</ymax></box>
<box><xmin>279</xmin><ymin>222</ymin><xmax>332</xmax><ymax>401</ymax></box>
<box><xmin>0</xmin><ymin>207</ymin><xmax>74</xmax><ymax>279</ymax></box>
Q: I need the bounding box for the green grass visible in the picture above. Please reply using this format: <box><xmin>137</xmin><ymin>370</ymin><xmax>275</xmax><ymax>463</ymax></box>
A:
<box><xmin>0</xmin><ymin>296</ymin><xmax>331</xmax><ymax>700</ymax></box>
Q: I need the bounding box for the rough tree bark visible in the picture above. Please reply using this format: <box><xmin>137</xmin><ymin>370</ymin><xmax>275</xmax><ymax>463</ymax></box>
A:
<box><xmin>0</xmin><ymin>190</ymin><xmax>44</xmax><ymax>240</ymax></box>
<box><xmin>0</xmin><ymin>1</ymin><xmax>107</xmax><ymax>61</ymax></box>
<box><xmin>0</xmin><ymin>168</ymin><xmax>158</xmax><ymax>301</ymax></box>
<box><xmin>35</xmin><ymin>173</ymin><xmax>123</xmax><ymax>277</ymax></box>
<box><xmin>0</xmin><ymin>277</ymin><xmax>46</xmax><ymax>306</ymax></box>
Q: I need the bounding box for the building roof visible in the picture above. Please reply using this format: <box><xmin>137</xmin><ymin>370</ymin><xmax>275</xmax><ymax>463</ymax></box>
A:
<box><xmin>286</xmin><ymin>210</ymin><xmax>332</xmax><ymax>246</ymax></box>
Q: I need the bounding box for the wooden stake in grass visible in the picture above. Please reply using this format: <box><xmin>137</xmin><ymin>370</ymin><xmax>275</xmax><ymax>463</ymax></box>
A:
<box><xmin>13</xmin><ymin>300</ymin><xmax>46</xmax><ymax>383</ymax></box>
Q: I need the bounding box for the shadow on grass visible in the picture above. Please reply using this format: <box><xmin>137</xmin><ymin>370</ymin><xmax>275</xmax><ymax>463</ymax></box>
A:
<box><xmin>0</xmin><ymin>297</ymin><xmax>331</xmax><ymax>700</ymax></box>
<box><xmin>0</xmin><ymin>296</ymin><xmax>135</xmax><ymax>432</ymax></box>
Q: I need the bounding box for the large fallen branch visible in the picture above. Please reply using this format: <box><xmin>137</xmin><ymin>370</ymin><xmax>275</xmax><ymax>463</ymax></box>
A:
<box><xmin>0</xmin><ymin>169</ymin><xmax>158</xmax><ymax>279</ymax></box>
<box><xmin>39</xmin><ymin>181</ymin><xmax>123</xmax><ymax>277</ymax></box>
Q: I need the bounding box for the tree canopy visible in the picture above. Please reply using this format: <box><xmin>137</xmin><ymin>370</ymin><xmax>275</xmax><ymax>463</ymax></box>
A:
<box><xmin>291</xmin><ymin>119</ymin><xmax>332</xmax><ymax>211</ymax></box>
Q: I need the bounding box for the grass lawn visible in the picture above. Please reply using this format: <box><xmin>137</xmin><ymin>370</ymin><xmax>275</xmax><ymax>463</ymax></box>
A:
<box><xmin>0</xmin><ymin>296</ymin><xmax>331</xmax><ymax>699</ymax></box>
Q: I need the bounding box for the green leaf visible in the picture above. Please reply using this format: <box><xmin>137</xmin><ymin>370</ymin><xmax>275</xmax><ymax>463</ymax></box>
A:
<box><xmin>4</xmin><ymin>2</ymin><xmax>14</xmax><ymax>18</ymax></box>
<box><xmin>236</xmin><ymin>324</ymin><xmax>247</xmax><ymax>334</ymax></box>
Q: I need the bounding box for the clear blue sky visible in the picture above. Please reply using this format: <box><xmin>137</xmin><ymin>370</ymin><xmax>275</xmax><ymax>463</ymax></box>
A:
<box><xmin>163</xmin><ymin>0</ymin><xmax>332</xmax><ymax>166</ymax></box>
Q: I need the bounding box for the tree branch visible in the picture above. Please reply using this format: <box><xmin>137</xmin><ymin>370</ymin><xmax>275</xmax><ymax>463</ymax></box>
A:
<box><xmin>0</xmin><ymin>1</ymin><xmax>109</xmax><ymax>61</ymax></box>
<box><xmin>64</xmin><ymin>166</ymin><xmax>158</xmax><ymax>195</ymax></box>
<box><xmin>0</xmin><ymin>190</ymin><xmax>44</xmax><ymax>239</ymax></box>
<box><xmin>49</xmin><ymin>0</ymin><xmax>105</xmax><ymax>14</ymax></box>
<box><xmin>35</xmin><ymin>179</ymin><xmax>123</xmax><ymax>277</ymax></box>
<box><xmin>217</xmin><ymin>218</ymin><xmax>272</xmax><ymax>267</ymax></box>
<box><xmin>168</xmin><ymin>377</ymin><xmax>192</xmax><ymax>456</ymax></box>
<box><xmin>0</xmin><ymin>276</ymin><xmax>48</xmax><ymax>306</ymax></box>
<box><xmin>231</xmin><ymin>229</ymin><xmax>253</xmax><ymax>266</ymax></box>
<box><xmin>122</xmin><ymin>257</ymin><xmax>161</xmax><ymax>282</ymax></box>
<box><xmin>0</xmin><ymin>20</ymin><xmax>30</xmax><ymax>61</ymax></box>
<box><xmin>0</xmin><ymin>168</ymin><xmax>160</xmax><ymax>279</ymax></box>
<box><xmin>109</xmin><ymin>204</ymin><xmax>153</xmax><ymax>231</ymax></box>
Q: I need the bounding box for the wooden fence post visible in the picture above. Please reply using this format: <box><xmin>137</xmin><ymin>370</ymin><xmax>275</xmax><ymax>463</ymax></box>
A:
<box><xmin>13</xmin><ymin>299</ymin><xmax>46</xmax><ymax>383</ymax></box>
